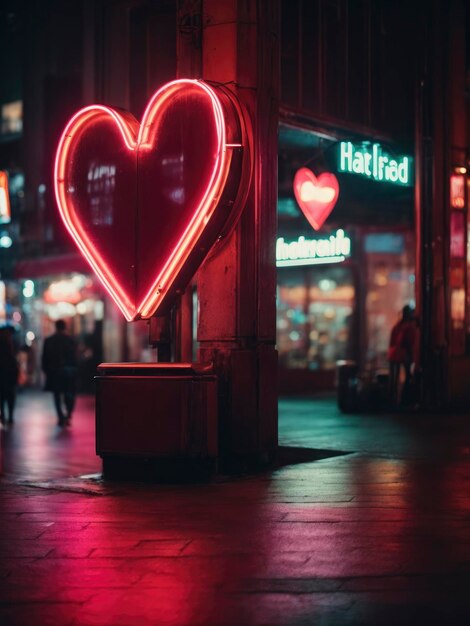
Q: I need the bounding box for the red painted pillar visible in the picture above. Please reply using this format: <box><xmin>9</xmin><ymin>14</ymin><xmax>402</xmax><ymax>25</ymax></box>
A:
<box><xmin>196</xmin><ymin>0</ymin><xmax>279</xmax><ymax>468</ymax></box>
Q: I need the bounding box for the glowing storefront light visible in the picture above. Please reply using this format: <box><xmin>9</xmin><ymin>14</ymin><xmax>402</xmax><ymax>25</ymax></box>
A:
<box><xmin>1</xmin><ymin>101</ymin><xmax>23</xmax><ymax>134</ymax></box>
<box><xmin>0</xmin><ymin>171</ymin><xmax>11</xmax><ymax>224</ymax></box>
<box><xmin>0</xmin><ymin>281</ymin><xmax>5</xmax><ymax>322</ymax></box>
<box><xmin>318</xmin><ymin>278</ymin><xmax>337</xmax><ymax>291</ymax></box>
<box><xmin>22</xmin><ymin>280</ymin><xmax>35</xmax><ymax>298</ymax></box>
<box><xmin>76</xmin><ymin>301</ymin><xmax>87</xmax><ymax>315</ymax></box>
<box><xmin>0</xmin><ymin>233</ymin><xmax>12</xmax><ymax>248</ymax></box>
<box><xmin>276</xmin><ymin>229</ymin><xmax>351</xmax><ymax>267</ymax></box>
<box><xmin>450</xmin><ymin>174</ymin><xmax>465</xmax><ymax>209</ymax></box>
<box><xmin>44</xmin><ymin>275</ymin><xmax>89</xmax><ymax>304</ymax></box>
<box><xmin>46</xmin><ymin>302</ymin><xmax>77</xmax><ymax>320</ymax></box>
<box><xmin>338</xmin><ymin>141</ymin><xmax>411</xmax><ymax>186</ymax></box>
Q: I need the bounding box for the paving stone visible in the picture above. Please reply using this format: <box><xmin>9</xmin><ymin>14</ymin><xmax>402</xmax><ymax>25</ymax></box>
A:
<box><xmin>1</xmin><ymin>391</ymin><xmax>470</xmax><ymax>625</ymax></box>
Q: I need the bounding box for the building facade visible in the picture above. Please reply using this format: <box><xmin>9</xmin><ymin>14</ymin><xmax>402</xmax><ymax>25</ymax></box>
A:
<box><xmin>1</xmin><ymin>0</ymin><xmax>469</xmax><ymax>460</ymax></box>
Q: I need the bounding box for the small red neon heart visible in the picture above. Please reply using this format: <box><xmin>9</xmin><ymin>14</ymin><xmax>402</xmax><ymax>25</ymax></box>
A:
<box><xmin>293</xmin><ymin>167</ymin><xmax>339</xmax><ymax>231</ymax></box>
<box><xmin>55</xmin><ymin>80</ymin><xmax>250</xmax><ymax>321</ymax></box>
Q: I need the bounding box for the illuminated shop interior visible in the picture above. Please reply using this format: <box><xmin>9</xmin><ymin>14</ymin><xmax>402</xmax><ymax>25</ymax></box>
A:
<box><xmin>277</xmin><ymin>123</ymin><xmax>415</xmax><ymax>393</ymax></box>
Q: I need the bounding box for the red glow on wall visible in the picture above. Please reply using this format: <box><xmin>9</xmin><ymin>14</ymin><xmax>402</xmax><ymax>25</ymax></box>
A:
<box><xmin>293</xmin><ymin>167</ymin><xmax>339</xmax><ymax>231</ymax></box>
<box><xmin>450</xmin><ymin>211</ymin><xmax>465</xmax><ymax>259</ymax></box>
<box><xmin>450</xmin><ymin>174</ymin><xmax>465</xmax><ymax>209</ymax></box>
<box><xmin>0</xmin><ymin>171</ymin><xmax>11</xmax><ymax>224</ymax></box>
<box><xmin>54</xmin><ymin>79</ymin><xmax>251</xmax><ymax>321</ymax></box>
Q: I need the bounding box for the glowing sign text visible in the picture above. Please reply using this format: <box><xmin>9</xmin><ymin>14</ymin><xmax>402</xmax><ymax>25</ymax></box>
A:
<box><xmin>339</xmin><ymin>141</ymin><xmax>411</xmax><ymax>186</ymax></box>
<box><xmin>276</xmin><ymin>229</ymin><xmax>351</xmax><ymax>267</ymax></box>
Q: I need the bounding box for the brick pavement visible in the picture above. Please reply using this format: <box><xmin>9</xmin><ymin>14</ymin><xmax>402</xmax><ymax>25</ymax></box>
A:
<box><xmin>1</xmin><ymin>391</ymin><xmax>470</xmax><ymax>625</ymax></box>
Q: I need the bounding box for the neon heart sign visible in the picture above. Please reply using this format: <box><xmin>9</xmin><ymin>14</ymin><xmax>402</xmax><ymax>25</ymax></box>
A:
<box><xmin>293</xmin><ymin>167</ymin><xmax>339</xmax><ymax>231</ymax></box>
<box><xmin>54</xmin><ymin>79</ymin><xmax>251</xmax><ymax>321</ymax></box>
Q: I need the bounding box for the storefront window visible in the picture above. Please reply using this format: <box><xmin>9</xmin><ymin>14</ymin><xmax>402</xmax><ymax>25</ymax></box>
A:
<box><xmin>364</xmin><ymin>232</ymin><xmax>415</xmax><ymax>370</ymax></box>
<box><xmin>19</xmin><ymin>273</ymin><xmax>106</xmax><ymax>389</ymax></box>
<box><xmin>277</xmin><ymin>122</ymin><xmax>414</xmax><ymax>389</ymax></box>
<box><xmin>277</xmin><ymin>266</ymin><xmax>355</xmax><ymax>370</ymax></box>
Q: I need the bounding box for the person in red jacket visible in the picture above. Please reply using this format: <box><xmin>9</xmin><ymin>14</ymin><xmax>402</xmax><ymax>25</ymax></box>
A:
<box><xmin>388</xmin><ymin>305</ymin><xmax>417</xmax><ymax>405</ymax></box>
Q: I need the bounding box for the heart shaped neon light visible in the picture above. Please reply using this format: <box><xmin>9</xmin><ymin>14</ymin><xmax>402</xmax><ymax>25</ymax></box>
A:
<box><xmin>54</xmin><ymin>79</ymin><xmax>250</xmax><ymax>321</ymax></box>
<box><xmin>293</xmin><ymin>167</ymin><xmax>339</xmax><ymax>231</ymax></box>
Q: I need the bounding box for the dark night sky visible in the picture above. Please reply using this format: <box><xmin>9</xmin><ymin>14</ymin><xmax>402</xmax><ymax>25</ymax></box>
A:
<box><xmin>0</xmin><ymin>1</ymin><xmax>23</xmax><ymax>105</ymax></box>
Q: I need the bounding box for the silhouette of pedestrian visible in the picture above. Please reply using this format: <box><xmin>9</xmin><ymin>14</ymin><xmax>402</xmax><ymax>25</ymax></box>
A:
<box><xmin>0</xmin><ymin>326</ymin><xmax>19</xmax><ymax>424</ymax></box>
<box><xmin>42</xmin><ymin>320</ymin><xmax>78</xmax><ymax>426</ymax></box>
<box><xmin>388</xmin><ymin>305</ymin><xmax>417</xmax><ymax>405</ymax></box>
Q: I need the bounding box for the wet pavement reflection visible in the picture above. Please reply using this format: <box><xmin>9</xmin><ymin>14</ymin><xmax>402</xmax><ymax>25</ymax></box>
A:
<box><xmin>1</xmin><ymin>391</ymin><xmax>470</xmax><ymax>625</ymax></box>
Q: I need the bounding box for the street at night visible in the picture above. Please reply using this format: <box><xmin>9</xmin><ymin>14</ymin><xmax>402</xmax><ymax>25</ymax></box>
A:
<box><xmin>1</xmin><ymin>1</ymin><xmax>470</xmax><ymax>624</ymax></box>
<box><xmin>1</xmin><ymin>393</ymin><xmax>469</xmax><ymax>625</ymax></box>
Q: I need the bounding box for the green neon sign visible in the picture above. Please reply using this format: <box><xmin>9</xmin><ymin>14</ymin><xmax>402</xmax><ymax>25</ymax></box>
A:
<box><xmin>338</xmin><ymin>141</ymin><xmax>412</xmax><ymax>186</ymax></box>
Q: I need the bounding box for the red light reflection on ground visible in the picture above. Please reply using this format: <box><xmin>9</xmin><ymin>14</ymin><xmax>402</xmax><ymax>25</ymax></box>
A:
<box><xmin>1</xmin><ymin>394</ymin><xmax>470</xmax><ymax>625</ymax></box>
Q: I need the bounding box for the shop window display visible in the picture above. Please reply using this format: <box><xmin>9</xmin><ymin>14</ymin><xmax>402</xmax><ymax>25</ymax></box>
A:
<box><xmin>364</xmin><ymin>231</ymin><xmax>415</xmax><ymax>370</ymax></box>
<box><xmin>277</xmin><ymin>122</ymin><xmax>415</xmax><ymax>390</ymax></box>
<box><xmin>18</xmin><ymin>272</ymin><xmax>151</xmax><ymax>389</ymax></box>
<box><xmin>277</xmin><ymin>266</ymin><xmax>355</xmax><ymax>371</ymax></box>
